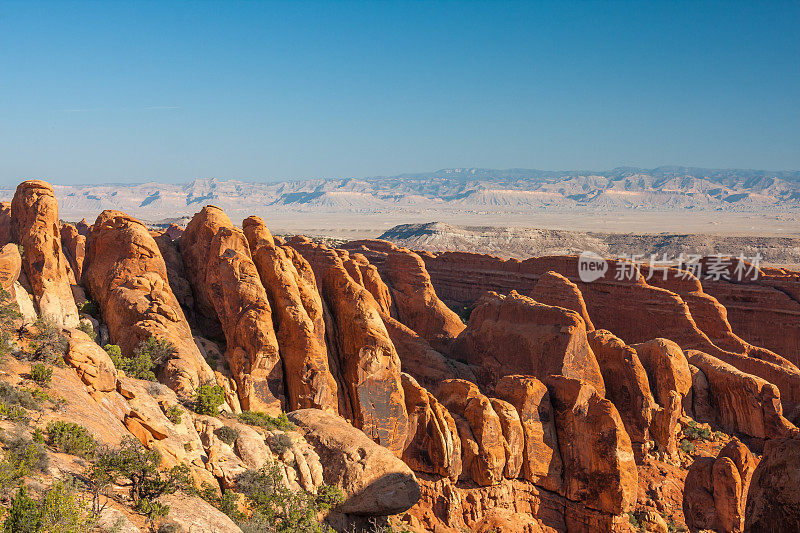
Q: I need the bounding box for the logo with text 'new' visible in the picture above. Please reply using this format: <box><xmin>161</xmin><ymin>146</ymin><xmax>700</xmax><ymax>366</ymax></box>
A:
<box><xmin>578</xmin><ymin>251</ymin><xmax>608</xmax><ymax>282</ymax></box>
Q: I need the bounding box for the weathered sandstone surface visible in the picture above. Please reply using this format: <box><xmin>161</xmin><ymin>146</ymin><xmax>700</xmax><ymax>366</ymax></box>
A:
<box><xmin>181</xmin><ymin>206</ymin><xmax>284</xmax><ymax>413</ymax></box>
<box><xmin>10</xmin><ymin>180</ymin><xmax>79</xmax><ymax>327</ymax></box>
<box><xmin>84</xmin><ymin>210</ymin><xmax>218</xmax><ymax>399</ymax></box>
<box><xmin>243</xmin><ymin>216</ymin><xmax>338</xmax><ymax>412</ymax></box>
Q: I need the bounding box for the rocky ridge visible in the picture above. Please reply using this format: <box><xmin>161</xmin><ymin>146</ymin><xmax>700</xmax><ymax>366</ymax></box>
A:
<box><xmin>0</xmin><ymin>179</ymin><xmax>797</xmax><ymax>532</ymax></box>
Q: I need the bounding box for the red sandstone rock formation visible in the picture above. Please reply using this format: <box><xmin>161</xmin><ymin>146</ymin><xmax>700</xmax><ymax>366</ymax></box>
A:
<box><xmin>61</xmin><ymin>222</ymin><xmax>86</xmax><ymax>282</ymax></box>
<box><xmin>687</xmin><ymin>350</ymin><xmax>797</xmax><ymax>439</ymax></box>
<box><xmin>530</xmin><ymin>270</ymin><xmax>594</xmax><ymax>330</ymax></box>
<box><xmin>546</xmin><ymin>375</ymin><xmax>638</xmax><ymax>516</ymax></box>
<box><xmin>587</xmin><ymin>329</ymin><xmax>655</xmax><ymax>455</ymax></box>
<box><xmin>181</xmin><ymin>206</ymin><xmax>284</xmax><ymax>413</ymax></box>
<box><xmin>286</xmin><ymin>237</ymin><xmax>408</xmax><ymax>455</ymax></box>
<box><xmin>242</xmin><ymin>216</ymin><xmax>338</xmax><ymax>412</ymax></box>
<box><xmin>0</xmin><ymin>243</ymin><xmax>21</xmax><ymax>293</ymax></box>
<box><xmin>684</xmin><ymin>439</ymin><xmax>756</xmax><ymax>533</ymax></box>
<box><xmin>83</xmin><ymin>210</ymin><xmax>217</xmax><ymax>399</ymax></box>
<box><xmin>438</xmin><ymin>379</ymin><xmax>506</xmax><ymax>486</ymax></box>
<box><xmin>494</xmin><ymin>374</ymin><xmax>562</xmax><ymax>492</ymax></box>
<box><xmin>0</xmin><ymin>203</ymin><xmax>11</xmax><ymax>245</ymax></box>
<box><xmin>744</xmin><ymin>438</ymin><xmax>800</xmax><ymax>532</ymax></box>
<box><xmin>417</xmin><ymin>252</ymin><xmax>800</xmax><ymax>410</ymax></box>
<box><xmin>343</xmin><ymin>240</ymin><xmax>465</xmax><ymax>347</ymax></box>
<box><xmin>401</xmin><ymin>373</ymin><xmax>462</xmax><ymax>480</ymax></box>
<box><xmin>453</xmin><ymin>290</ymin><xmax>605</xmax><ymax>394</ymax></box>
<box><xmin>10</xmin><ymin>180</ymin><xmax>79</xmax><ymax>327</ymax></box>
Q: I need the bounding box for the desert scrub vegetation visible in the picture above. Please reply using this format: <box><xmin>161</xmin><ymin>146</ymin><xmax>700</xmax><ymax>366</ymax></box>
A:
<box><xmin>3</xmin><ymin>478</ymin><xmax>96</xmax><ymax>533</ymax></box>
<box><xmin>28</xmin><ymin>316</ymin><xmax>68</xmax><ymax>366</ymax></box>
<box><xmin>235</xmin><ymin>465</ymin><xmax>343</xmax><ymax>533</ymax></box>
<box><xmin>0</xmin><ymin>289</ymin><xmax>21</xmax><ymax>357</ymax></box>
<box><xmin>0</xmin><ymin>431</ymin><xmax>49</xmax><ymax>496</ymax></box>
<box><xmin>86</xmin><ymin>436</ymin><xmax>192</xmax><ymax>525</ymax></box>
<box><xmin>214</xmin><ymin>426</ymin><xmax>239</xmax><ymax>446</ymax></box>
<box><xmin>75</xmin><ymin>321</ymin><xmax>95</xmax><ymax>341</ymax></box>
<box><xmin>30</xmin><ymin>363</ymin><xmax>53</xmax><ymax>386</ymax></box>
<box><xmin>199</xmin><ymin>484</ymin><xmax>244</xmax><ymax>522</ymax></box>
<box><xmin>45</xmin><ymin>421</ymin><xmax>97</xmax><ymax>459</ymax></box>
<box><xmin>164</xmin><ymin>404</ymin><xmax>183</xmax><ymax>425</ymax></box>
<box><xmin>194</xmin><ymin>384</ymin><xmax>225</xmax><ymax>415</ymax></box>
<box><xmin>0</xmin><ymin>382</ymin><xmax>45</xmax><ymax>422</ymax></box>
<box><xmin>78</xmin><ymin>300</ymin><xmax>99</xmax><ymax>319</ymax></box>
<box><xmin>238</xmin><ymin>410</ymin><xmax>295</xmax><ymax>431</ymax></box>
<box><xmin>105</xmin><ymin>336</ymin><xmax>174</xmax><ymax>381</ymax></box>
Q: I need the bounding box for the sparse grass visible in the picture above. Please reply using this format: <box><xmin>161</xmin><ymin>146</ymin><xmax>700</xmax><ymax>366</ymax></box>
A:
<box><xmin>237</xmin><ymin>411</ymin><xmax>294</xmax><ymax>431</ymax></box>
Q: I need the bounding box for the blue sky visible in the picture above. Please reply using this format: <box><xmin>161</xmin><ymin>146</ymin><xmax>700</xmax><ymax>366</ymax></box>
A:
<box><xmin>1</xmin><ymin>1</ymin><xmax>798</xmax><ymax>185</ymax></box>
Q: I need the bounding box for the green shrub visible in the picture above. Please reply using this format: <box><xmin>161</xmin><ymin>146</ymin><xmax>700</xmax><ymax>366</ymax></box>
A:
<box><xmin>164</xmin><ymin>404</ymin><xmax>183</xmax><ymax>425</ymax></box>
<box><xmin>194</xmin><ymin>384</ymin><xmax>225</xmax><ymax>415</ymax></box>
<box><xmin>199</xmin><ymin>483</ymin><xmax>244</xmax><ymax>522</ymax></box>
<box><xmin>87</xmin><ymin>437</ymin><xmax>192</xmax><ymax>523</ymax></box>
<box><xmin>0</xmin><ymin>433</ymin><xmax>49</xmax><ymax>495</ymax></box>
<box><xmin>30</xmin><ymin>316</ymin><xmax>68</xmax><ymax>366</ymax></box>
<box><xmin>105</xmin><ymin>343</ymin><xmax>155</xmax><ymax>381</ymax></box>
<box><xmin>684</xmin><ymin>421</ymin><xmax>712</xmax><ymax>441</ymax></box>
<box><xmin>237</xmin><ymin>411</ymin><xmax>295</xmax><ymax>431</ymax></box>
<box><xmin>76</xmin><ymin>321</ymin><xmax>96</xmax><ymax>341</ymax></box>
<box><xmin>679</xmin><ymin>439</ymin><xmax>696</xmax><ymax>454</ymax></box>
<box><xmin>215</xmin><ymin>426</ymin><xmax>239</xmax><ymax>446</ymax></box>
<box><xmin>270</xmin><ymin>433</ymin><xmax>293</xmax><ymax>455</ymax></box>
<box><xmin>236</xmin><ymin>465</ymin><xmax>343</xmax><ymax>533</ymax></box>
<box><xmin>79</xmin><ymin>300</ymin><xmax>100</xmax><ymax>319</ymax></box>
<box><xmin>46</xmin><ymin>421</ymin><xmax>97</xmax><ymax>459</ymax></box>
<box><xmin>3</xmin><ymin>485</ymin><xmax>41</xmax><ymax>533</ymax></box>
<box><xmin>30</xmin><ymin>363</ymin><xmax>53</xmax><ymax>386</ymax></box>
<box><xmin>105</xmin><ymin>337</ymin><xmax>175</xmax><ymax>381</ymax></box>
<box><xmin>0</xmin><ymin>289</ymin><xmax>21</xmax><ymax>357</ymax></box>
<box><xmin>2</xmin><ymin>479</ymin><xmax>95</xmax><ymax>533</ymax></box>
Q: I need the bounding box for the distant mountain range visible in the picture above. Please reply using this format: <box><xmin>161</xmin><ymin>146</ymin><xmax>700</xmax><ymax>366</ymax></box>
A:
<box><xmin>2</xmin><ymin>166</ymin><xmax>799</xmax><ymax>224</ymax></box>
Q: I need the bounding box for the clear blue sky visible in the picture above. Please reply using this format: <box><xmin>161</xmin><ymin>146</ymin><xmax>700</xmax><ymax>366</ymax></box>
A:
<box><xmin>1</xmin><ymin>0</ymin><xmax>798</xmax><ymax>185</ymax></box>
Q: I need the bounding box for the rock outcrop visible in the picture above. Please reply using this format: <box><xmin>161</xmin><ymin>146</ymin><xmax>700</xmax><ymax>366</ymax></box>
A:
<box><xmin>10</xmin><ymin>180</ymin><xmax>79</xmax><ymax>327</ymax></box>
<box><xmin>61</xmin><ymin>222</ymin><xmax>86</xmax><ymax>282</ymax></box>
<box><xmin>401</xmin><ymin>373</ymin><xmax>462</xmax><ymax>480</ymax></box>
<box><xmin>287</xmin><ymin>237</ymin><xmax>408</xmax><ymax>455</ymax></box>
<box><xmin>242</xmin><ymin>216</ymin><xmax>338</xmax><ymax>412</ymax></box>
<box><xmin>684</xmin><ymin>439</ymin><xmax>757</xmax><ymax>533</ymax></box>
<box><xmin>587</xmin><ymin>329</ymin><xmax>655</xmax><ymax>455</ymax></box>
<box><xmin>745</xmin><ymin>438</ymin><xmax>800</xmax><ymax>532</ymax></box>
<box><xmin>181</xmin><ymin>206</ymin><xmax>284</xmax><ymax>413</ymax></box>
<box><xmin>687</xmin><ymin>349</ymin><xmax>796</xmax><ymax>439</ymax></box>
<box><xmin>288</xmin><ymin>409</ymin><xmax>421</xmax><ymax>516</ymax></box>
<box><xmin>84</xmin><ymin>210</ymin><xmax>217</xmax><ymax>399</ymax></box>
<box><xmin>530</xmin><ymin>270</ymin><xmax>594</xmax><ymax>331</ymax></box>
<box><xmin>453</xmin><ymin>290</ymin><xmax>605</xmax><ymax>394</ymax></box>
<box><xmin>494</xmin><ymin>375</ymin><xmax>562</xmax><ymax>492</ymax></box>
<box><xmin>437</xmin><ymin>379</ymin><xmax>506</xmax><ymax>486</ymax></box>
<box><xmin>546</xmin><ymin>375</ymin><xmax>637</xmax><ymax>515</ymax></box>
